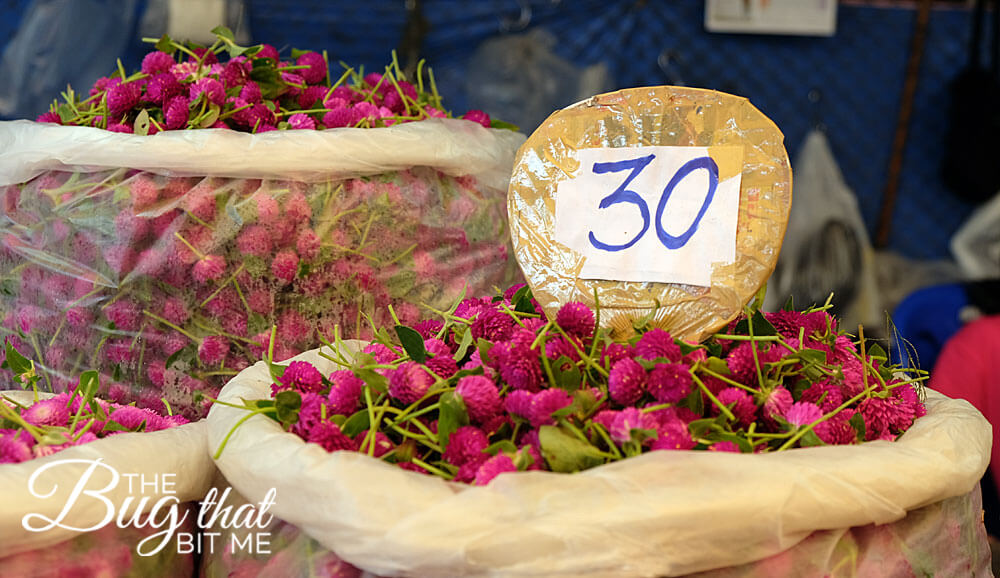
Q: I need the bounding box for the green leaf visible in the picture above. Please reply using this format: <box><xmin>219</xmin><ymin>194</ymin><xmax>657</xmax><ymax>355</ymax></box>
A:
<box><xmin>3</xmin><ymin>341</ymin><xmax>33</xmax><ymax>377</ymax></box>
<box><xmin>395</xmin><ymin>325</ymin><xmax>427</xmax><ymax>363</ymax></box>
<box><xmin>351</xmin><ymin>367</ymin><xmax>388</xmax><ymax>394</ymax></box>
<box><xmin>798</xmin><ymin>348</ymin><xmax>828</xmax><ymax>365</ymax></box>
<box><xmin>489</xmin><ymin>119</ymin><xmax>520</xmax><ymax>132</ymax></box>
<box><xmin>437</xmin><ymin>391</ymin><xmax>469</xmax><ymax>451</ymax></box>
<box><xmin>290</xmin><ymin>48</ymin><xmax>309</xmax><ymax>58</ymax></box>
<box><xmin>133</xmin><ymin>109</ymin><xmax>150</xmax><ymax>136</ymax></box>
<box><xmin>782</xmin><ymin>294</ymin><xmax>795</xmax><ymax>311</ymax></box>
<box><xmin>164</xmin><ymin>345</ymin><xmax>189</xmax><ymax>370</ymax></box>
<box><xmin>511</xmin><ymin>284</ymin><xmax>535</xmax><ymax>314</ymax></box>
<box><xmin>866</xmin><ymin>343</ymin><xmax>888</xmax><ymax>361</ymax></box>
<box><xmin>452</xmin><ymin>328</ymin><xmax>474</xmax><ymax>364</ymax></box>
<box><xmin>703</xmin><ymin>356</ymin><xmax>730</xmax><ymax>375</ymax></box>
<box><xmin>849</xmin><ymin>412</ymin><xmax>867</xmax><ymax>441</ymax></box>
<box><xmin>199</xmin><ymin>104</ymin><xmax>221</xmax><ymax>128</ymax></box>
<box><xmin>538</xmin><ymin>425</ymin><xmax>607</xmax><ymax>473</ymax></box>
<box><xmin>39</xmin><ymin>431</ymin><xmax>70</xmax><ymax>445</ymax></box>
<box><xmin>341</xmin><ymin>410</ymin><xmax>370</xmax><ymax>437</ymax></box>
<box><xmin>274</xmin><ymin>390</ymin><xmax>302</xmax><ymax>425</ymax></box>
<box><xmin>484</xmin><ymin>439</ymin><xmax>518</xmax><ymax>456</ymax></box>
<box><xmin>211</xmin><ymin>25</ymin><xmax>236</xmax><ymax>42</ymax></box>
<box><xmin>111</xmin><ymin>363</ymin><xmax>123</xmax><ymax>382</ymax></box>
<box><xmin>76</xmin><ymin>370</ymin><xmax>100</xmax><ymax>402</ymax></box>
<box><xmin>798</xmin><ymin>429</ymin><xmax>827</xmax><ymax>448</ymax></box>
<box><xmin>154</xmin><ymin>34</ymin><xmax>174</xmax><ymax>54</ymax></box>
<box><xmin>550</xmin><ymin>355</ymin><xmax>582</xmax><ymax>392</ymax></box>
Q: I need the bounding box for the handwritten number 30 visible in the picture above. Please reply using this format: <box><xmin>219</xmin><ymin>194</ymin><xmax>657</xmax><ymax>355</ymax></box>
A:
<box><xmin>587</xmin><ymin>154</ymin><xmax>720</xmax><ymax>252</ymax></box>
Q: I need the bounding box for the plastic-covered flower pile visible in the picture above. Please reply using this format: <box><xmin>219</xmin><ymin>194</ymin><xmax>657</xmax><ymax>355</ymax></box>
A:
<box><xmin>0</xmin><ymin>342</ymin><xmax>187</xmax><ymax>464</ymax></box>
<box><xmin>37</xmin><ymin>27</ymin><xmax>505</xmax><ymax>133</ymax></box>
<box><xmin>215</xmin><ymin>285</ymin><xmax>928</xmax><ymax>485</ymax></box>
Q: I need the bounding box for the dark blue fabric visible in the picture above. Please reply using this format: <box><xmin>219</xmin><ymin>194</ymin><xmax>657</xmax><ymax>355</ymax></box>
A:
<box><xmin>891</xmin><ymin>283</ymin><xmax>969</xmax><ymax>371</ymax></box>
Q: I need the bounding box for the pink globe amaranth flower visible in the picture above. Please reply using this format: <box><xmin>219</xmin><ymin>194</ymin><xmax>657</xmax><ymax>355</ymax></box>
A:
<box><xmin>236</xmin><ymin>224</ymin><xmax>273</xmax><ymax>257</ymax></box>
<box><xmin>145</xmin><ymin>72</ymin><xmax>183</xmax><ymax>105</ymax></box>
<box><xmin>646</xmin><ymin>363</ymin><xmax>692</xmax><ymax>404</ymax></box>
<box><xmin>801</xmin><ymin>380</ymin><xmax>844</xmax><ymax>412</ymax></box>
<box><xmin>762</xmin><ymin>386</ymin><xmax>793</xmax><ymax>426</ymax></box>
<box><xmin>455</xmin><ymin>375</ymin><xmax>501</xmax><ymax>424</ymax></box>
<box><xmin>108</xmin><ymin>406</ymin><xmax>167</xmax><ymax>431</ymax></box>
<box><xmin>291</xmin><ymin>392</ymin><xmax>324</xmax><ymax>437</ymax></box>
<box><xmin>104</xmin><ymin>338</ymin><xmax>137</xmax><ymax>363</ymax></box>
<box><xmin>389</xmin><ymin>361</ymin><xmax>434</xmax><ymax>404</ymax></box>
<box><xmin>164</xmin><ymin>95</ymin><xmax>190</xmax><ymax>130</ymax></box>
<box><xmin>277</xmin><ymin>360</ymin><xmax>323</xmax><ymax>394</ymax></box>
<box><xmin>528</xmin><ymin>388</ymin><xmax>573</xmax><ymax>427</ymax></box>
<box><xmin>22</xmin><ymin>398</ymin><xmax>70</xmax><ymax>427</ymax></box>
<box><xmin>103</xmin><ymin>245</ymin><xmax>136</xmax><ymax>276</ymax></box>
<box><xmin>36</xmin><ymin>111</ymin><xmax>62</xmax><ymax>124</ymax></box>
<box><xmin>240</xmin><ymin>81</ymin><xmax>263</xmax><ymax>103</ymax></box>
<box><xmin>323</xmin><ymin>107</ymin><xmax>354</xmax><ymax>128</ymax></box>
<box><xmin>246</xmin><ymin>288</ymin><xmax>273</xmax><ymax>315</ymax></box>
<box><xmin>426</xmin><ymin>352</ymin><xmax>459</xmax><ymax>380</ymax></box>
<box><xmin>288</xmin><ymin>113</ymin><xmax>316</xmax><ymax>130</ymax></box>
<box><xmin>608</xmin><ymin>357</ymin><xmax>646</xmax><ymax>405</ymax></box>
<box><xmin>277</xmin><ymin>310</ymin><xmax>312</xmax><ymax>345</ymax></box>
<box><xmin>600</xmin><ymin>342</ymin><xmax>633</xmax><ymax>370</ymax></box>
<box><xmin>271</xmin><ymin>250</ymin><xmax>299</xmax><ymax>284</ymax></box>
<box><xmin>327</xmin><ymin>370</ymin><xmax>364</xmax><ymax>415</ymax></box>
<box><xmin>443</xmin><ymin>425</ymin><xmax>489</xmax><ymax>467</ymax></box>
<box><xmin>106</xmin><ymin>122</ymin><xmax>133</xmax><ymax>133</ymax></box>
<box><xmin>814</xmin><ymin>409</ymin><xmax>858</xmax><ymax>445</ymax></box>
<box><xmin>0</xmin><ymin>430</ymin><xmax>35</xmax><ymax>463</ymax></box>
<box><xmin>715</xmin><ymin>387</ymin><xmax>757</xmax><ymax>428</ymax></box>
<box><xmin>256</xmin><ymin>43</ymin><xmax>280</xmax><ymax>61</ymax></box>
<box><xmin>650</xmin><ymin>413</ymin><xmax>696</xmax><ymax>450</ymax></box>
<box><xmin>725</xmin><ymin>341</ymin><xmax>774</xmax><ymax>385</ymax></box>
<box><xmin>296</xmin><ymin>51</ymin><xmax>327</xmax><ymax>84</ymax></box>
<box><xmin>382</xmin><ymin>90</ymin><xmax>405</xmax><ymax>113</ymax></box>
<box><xmin>308</xmin><ymin>421</ymin><xmax>357</xmax><ymax>453</ymax></box>
<box><xmin>160</xmin><ymin>330</ymin><xmax>187</xmax><ymax>356</ymax></box>
<box><xmin>363</xmin><ymin>72</ymin><xmax>384</xmax><ymax>89</ymax></box>
<box><xmin>192</xmin><ymin>254</ymin><xmax>226</xmax><ymax>283</ymax></box>
<box><xmin>141</xmin><ymin>50</ymin><xmax>174</xmax><ymax>75</ymax></box>
<box><xmin>454</xmin><ymin>296</ymin><xmax>492</xmax><ymax>320</ymax></box>
<box><xmin>298</xmin><ymin>85</ymin><xmax>327</xmax><ymax>109</ymax></box>
<box><xmin>503</xmin><ymin>389</ymin><xmax>533</xmax><ymax>421</ymax></box>
<box><xmin>363</xmin><ymin>342</ymin><xmax>399</xmax><ymax>365</ymax></box>
<box><xmin>198</xmin><ymin>335</ymin><xmax>229</xmax><ymax>365</ymax></box>
<box><xmin>424</xmin><ymin>106</ymin><xmax>446</xmax><ymax>118</ymax></box>
<box><xmin>892</xmin><ymin>382</ymin><xmax>926</xmax><ymax>422</ymax></box>
<box><xmin>65</xmin><ymin>307</ymin><xmax>92</xmax><ymax>328</ymax></box>
<box><xmin>284</xmin><ymin>191</ymin><xmax>312</xmax><ymax>222</ymax></box>
<box><xmin>783</xmin><ymin>401</ymin><xmax>824</xmax><ymax>427</ymax></box>
<box><xmin>470</xmin><ymin>306</ymin><xmax>516</xmax><ymax>341</ymax></box>
<box><xmin>106</xmin><ymin>79</ymin><xmax>141</xmax><ymax>116</ymax></box>
<box><xmin>462</xmin><ymin>109</ymin><xmax>491</xmax><ymax>128</ymax></box>
<box><xmin>352</xmin><ymin>101</ymin><xmax>380</xmax><ymax>123</ymax></box>
<box><xmin>129</xmin><ymin>174</ymin><xmax>159</xmax><ymax>210</ymax></box>
<box><xmin>609</xmin><ymin>407</ymin><xmax>657</xmax><ymax>444</ymax></box>
<box><xmin>555</xmin><ymin>301</ymin><xmax>595</xmax><ymax>338</ymax></box>
<box><xmin>765</xmin><ymin>309</ymin><xmax>830</xmax><ymax>341</ymax></box>
<box><xmin>256</xmin><ymin>194</ymin><xmax>281</xmax><ymax>224</ymax></box>
<box><xmin>104</xmin><ymin>299</ymin><xmax>141</xmax><ymax>331</ymax></box>
<box><xmin>709</xmin><ymin>441</ymin><xmax>741</xmax><ymax>453</ymax></box>
<box><xmin>634</xmin><ymin>328</ymin><xmax>682</xmax><ymax>362</ymax></box>
<box><xmin>493</xmin><ymin>340</ymin><xmax>543</xmax><ymax>392</ymax></box>
<box><xmin>474</xmin><ymin>453</ymin><xmax>517</xmax><ymax>485</ymax></box>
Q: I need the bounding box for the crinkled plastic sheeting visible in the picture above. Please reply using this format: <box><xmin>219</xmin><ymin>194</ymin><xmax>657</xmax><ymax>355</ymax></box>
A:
<box><xmin>207</xmin><ymin>344</ymin><xmax>992</xmax><ymax>578</ymax></box>
<box><xmin>0</xmin><ymin>390</ymin><xmax>212</xmax><ymax>561</ymax></box>
<box><xmin>507</xmin><ymin>87</ymin><xmax>792</xmax><ymax>342</ymax></box>
<box><xmin>0</xmin><ymin>120</ymin><xmax>525</xmax><ymax>417</ymax></box>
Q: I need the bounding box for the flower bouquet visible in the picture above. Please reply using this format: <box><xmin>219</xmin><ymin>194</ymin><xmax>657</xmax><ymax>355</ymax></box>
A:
<box><xmin>0</xmin><ymin>343</ymin><xmax>212</xmax><ymax>576</ymax></box>
<box><xmin>0</xmin><ymin>29</ymin><xmax>525</xmax><ymax>418</ymax></box>
<box><xmin>207</xmin><ymin>285</ymin><xmax>993</xmax><ymax>576</ymax></box>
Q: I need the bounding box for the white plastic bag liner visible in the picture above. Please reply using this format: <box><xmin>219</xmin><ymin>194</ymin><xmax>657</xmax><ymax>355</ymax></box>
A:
<box><xmin>951</xmin><ymin>189</ymin><xmax>1000</xmax><ymax>280</ymax></box>
<box><xmin>0</xmin><ymin>118</ymin><xmax>526</xmax><ymax>192</ymax></box>
<box><xmin>208</xmin><ymin>344</ymin><xmax>993</xmax><ymax>578</ymax></box>
<box><xmin>0</xmin><ymin>390</ymin><xmax>213</xmax><ymax>557</ymax></box>
<box><xmin>764</xmin><ymin>129</ymin><xmax>882</xmax><ymax>333</ymax></box>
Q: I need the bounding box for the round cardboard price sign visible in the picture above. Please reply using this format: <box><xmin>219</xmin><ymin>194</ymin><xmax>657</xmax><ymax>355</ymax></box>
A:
<box><xmin>507</xmin><ymin>86</ymin><xmax>792</xmax><ymax>342</ymax></box>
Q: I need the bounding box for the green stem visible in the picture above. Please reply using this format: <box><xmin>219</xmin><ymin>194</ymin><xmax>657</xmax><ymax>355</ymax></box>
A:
<box><xmin>691</xmin><ymin>373</ymin><xmax>736</xmax><ymax>422</ymax></box>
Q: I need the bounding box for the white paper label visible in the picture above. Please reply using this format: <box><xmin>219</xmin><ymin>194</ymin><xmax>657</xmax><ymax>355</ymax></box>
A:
<box><xmin>554</xmin><ymin>146</ymin><xmax>742</xmax><ymax>287</ymax></box>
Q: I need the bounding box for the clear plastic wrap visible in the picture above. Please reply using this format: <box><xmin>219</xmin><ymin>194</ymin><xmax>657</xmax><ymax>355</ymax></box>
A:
<box><xmin>207</xmin><ymin>344</ymin><xmax>992</xmax><ymax>577</ymax></box>
<box><xmin>507</xmin><ymin>87</ymin><xmax>792</xmax><ymax>343</ymax></box>
<box><xmin>0</xmin><ymin>119</ymin><xmax>525</xmax><ymax>417</ymax></box>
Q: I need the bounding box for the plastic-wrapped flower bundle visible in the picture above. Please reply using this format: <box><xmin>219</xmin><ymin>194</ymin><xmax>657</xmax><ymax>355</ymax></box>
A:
<box><xmin>206</xmin><ymin>284</ymin><xmax>992</xmax><ymax>576</ymax></box>
<box><xmin>0</xmin><ymin>29</ymin><xmax>524</xmax><ymax>418</ymax></box>
<box><xmin>0</xmin><ymin>345</ymin><xmax>211</xmax><ymax>577</ymax></box>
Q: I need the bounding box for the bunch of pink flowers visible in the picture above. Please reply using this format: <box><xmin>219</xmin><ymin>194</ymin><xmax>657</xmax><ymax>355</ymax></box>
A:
<box><xmin>37</xmin><ymin>27</ymin><xmax>500</xmax><ymax>134</ymax></box>
<box><xmin>216</xmin><ymin>284</ymin><xmax>928</xmax><ymax>485</ymax></box>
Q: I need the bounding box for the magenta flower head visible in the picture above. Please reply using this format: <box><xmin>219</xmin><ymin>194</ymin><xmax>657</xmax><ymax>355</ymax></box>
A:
<box><xmin>609</xmin><ymin>407</ymin><xmax>657</xmax><ymax>444</ymax></box>
<box><xmin>556</xmin><ymin>301</ymin><xmax>595</xmax><ymax>339</ymax></box>
<box><xmin>141</xmin><ymin>51</ymin><xmax>175</xmax><ymax>75</ymax></box>
<box><xmin>528</xmin><ymin>388</ymin><xmax>573</xmax><ymax>427</ymax></box>
<box><xmin>198</xmin><ymin>335</ymin><xmax>229</xmax><ymax>365</ymax></box>
<box><xmin>474</xmin><ymin>453</ymin><xmax>517</xmax><ymax>486</ymax></box>
<box><xmin>192</xmin><ymin>254</ymin><xmax>226</xmax><ymax>283</ymax></box>
<box><xmin>164</xmin><ymin>95</ymin><xmax>190</xmax><ymax>130</ymax></box>
<box><xmin>36</xmin><ymin>111</ymin><xmax>62</xmax><ymax>124</ymax></box>
<box><xmin>257</xmin><ymin>43</ymin><xmax>280</xmax><ymax>62</ymax></box>
<box><xmin>634</xmin><ymin>328</ymin><xmax>682</xmax><ymax>362</ymax></box>
<box><xmin>189</xmin><ymin>77</ymin><xmax>226</xmax><ymax>107</ymax></box>
<box><xmin>107</xmin><ymin>123</ymin><xmax>133</xmax><ymax>134</ymax></box>
<box><xmin>279</xmin><ymin>360</ymin><xmax>325</xmax><ymax>394</ymax></box>
<box><xmin>762</xmin><ymin>386</ymin><xmax>793</xmax><ymax>425</ymax></box>
<box><xmin>783</xmin><ymin>401</ymin><xmax>823</xmax><ymax>427</ymax></box>
<box><xmin>363</xmin><ymin>342</ymin><xmax>399</xmax><ymax>365</ymax></box>
<box><xmin>296</xmin><ymin>51</ymin><xmax>327</xmax><ymax>84</ymax></box>
<box><xmin>0</xmin><ymin>430</ymin><xmax>35</xmax><ymax>463</ymax></box>
<box><xmin>462</xmin><ymin>109</ymin><xmax>491</xmax><ymax>128</ymax></box>
<box><xmin>323</xmin><ymin>107</ymin><xmax>354</xmax><ymax>128</ymax></box>
<box><xmin>493</xmin><ymin>341</ymin><xmax>543</xmax><ymax>392</ymax></box>
<box><xmin>716</xmin><ymin>387</ymin><xmax>757</xmax><ymax>428</ymax></box>
<box><xmin>442</xmin><ymin>425</ymin><xmax>488</xmax><ymax>466</ymax></box>
<box><xmin>470</xmin><ymin>306</ymin><xmax>516</xmax><ymax>341</ymax></box>
<box><xmin>22</xmin><ymin>398</ymin><xmax>70</xmax><ymax>427</ymax></box>
<box><xmin>649</xmin><ymin>412</ymin><xmax>695</xmax><ymax>450</ymax></box>
<box><xmin>307</xmin><ymin>421</ymin><xmax>357</xmax><ymax>452</ymax></box>
<box><xmin>270</xmin><ymin>250</ymin><xmax>299</xmax><ymax>284</ymax></box>
<box><xmin>708</xmin><ymin>441</ymin><xmax>740</xmax><ymax>453</ymax></box>
<box><xmin>503</xmin><ymin>389</ymin><xmax>533</xmax><ymax>421</ymax></box>
<box><xmin>288</xmin><ymin>113</ymin><xmax>316</xmax><ymax>130</ymax></box>
<box><xmin>106</xmin><ymin>79</ymin><xmax>141</xmax><ymax>116</ymax></box>
<box><xmin>455</xmin><ymin>375</ymin><xmax>501</xmax><ymax>424</ymax></box>
<box><xmin>814</xmin><ymin>410</ymin><xmax>858</xmax><ymax>445</ymax></box>
<box><xmin>608</xmin><ymin>357</ymin><xmax>646</xmax><ymax>405</ymax></box>
<box><xmin>646</xmin><ymin>363</ymin><xmax>692</xmax><ymax>404</ymax></box>
<box><xmin>388</xmin><ymin>361</ymin><xmax>433</xmax><ymax>404</ymax></box>
<box><xmin>327</xmin><ymin>369</ymin><xmax>365</xmax><ymax>415</ymax></box>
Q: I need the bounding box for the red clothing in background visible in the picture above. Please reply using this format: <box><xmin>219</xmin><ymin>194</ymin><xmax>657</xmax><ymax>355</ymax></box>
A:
<box><xmin>930</xmin><ymin>314</ymin><xmax>999</xmax><ymax>506</ymax></box>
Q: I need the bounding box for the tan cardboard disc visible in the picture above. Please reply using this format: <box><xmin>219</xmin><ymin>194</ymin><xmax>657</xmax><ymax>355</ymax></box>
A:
<box><xmin>507</xmin><ymin>86</ymin><xmax>792</xmax><ymax>342</ymax></box>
